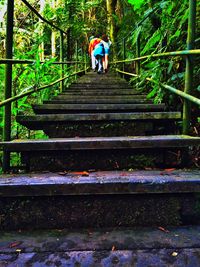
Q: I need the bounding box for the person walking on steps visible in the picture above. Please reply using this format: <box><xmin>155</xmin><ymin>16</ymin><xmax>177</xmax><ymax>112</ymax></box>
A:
<box><xmin>93</xmin><ymin>41</ymin><xmax>105</xmax><ymax>74</ymax></box>
<box><xmin>88</xmin><ymin>34</ymin><xmax>101</xmax><ymax>72</ymax></box>
<box><xmin>101</xmin><ymin>34</ymin><xmax>111</xmax><ymax>73</ymax></box>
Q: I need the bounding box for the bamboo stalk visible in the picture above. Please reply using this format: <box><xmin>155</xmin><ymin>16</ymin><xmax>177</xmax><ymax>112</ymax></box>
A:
<box><xmin>3</xmin><ymin>0</ymin><xmax>14</xmax><ymax>172</ymax></box>
<box><xmin>60</xmin><ymin>31</ymin><xmax>64</xmax><ymax>92</ymax></box>
<box><xmin>183</xmin><ymin>0</ymin><xmax>196</xmax><ymax>134</ymax></box>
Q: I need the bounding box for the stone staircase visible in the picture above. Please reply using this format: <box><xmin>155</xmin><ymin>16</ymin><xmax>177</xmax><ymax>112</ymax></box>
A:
<box><xmin>0</xmin><ymin>71</ymin><xmax>200</xmax><ymax>266</ymax></box>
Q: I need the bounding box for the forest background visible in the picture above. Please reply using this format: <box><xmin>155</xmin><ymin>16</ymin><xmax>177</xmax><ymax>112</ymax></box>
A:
<box><xmin>0</xmin><ymin>0</ymin><xmax>200</xmax><ymax>168</ymax></box>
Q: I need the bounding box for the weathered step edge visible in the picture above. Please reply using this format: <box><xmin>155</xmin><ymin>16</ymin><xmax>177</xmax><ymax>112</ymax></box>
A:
<box><xmin>16</xmin><ymin>112</ymin><xmax>181</xmax><ymax>124</ymax></box>
<box><xmin>32</xmin><ymin>104</ymin><xmax>166</xmax><ymax>114</ymax></box>
<box><xmin>0</xmin><ymin>170</ymin><xmax>200</xmax><ymax>197</ymax></box>
<box><xmin>1</xmin><ymin>135</ymin><xmax>199</xmax><ymax>152</ymax></box>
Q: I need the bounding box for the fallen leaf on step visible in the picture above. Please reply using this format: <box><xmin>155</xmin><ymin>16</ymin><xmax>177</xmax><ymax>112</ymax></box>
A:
<box><xmin>164</xmin><ymin>168</ymin><xmax>176</xmax><ymax>172</ymax></box>
<box><xmin>9</xmin><ymin>241</ymin><xmax>22</xmax><ymax>248</ymax></box>
<box><xmin>112</xmin><ymin>245</ymin><xmax>116</xmax><ymax>251</ymax></box>
<box><xmin>158</xmin><ymin>226</ymin><xmax>169</xmax><ymax>233</ymax></box>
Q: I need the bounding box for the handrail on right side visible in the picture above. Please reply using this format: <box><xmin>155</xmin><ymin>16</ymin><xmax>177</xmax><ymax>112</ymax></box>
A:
<box><xmin>113</xmin><ymin>0</ymin><xmax>198</xmax><ymax>136</ymax></box>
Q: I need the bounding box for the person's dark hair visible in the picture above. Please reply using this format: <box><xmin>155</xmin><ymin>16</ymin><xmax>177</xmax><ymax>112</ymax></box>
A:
<box><xmin>102</xmin><ymin>34</ymin><xmax>109</xmax><ymax>42</ymax></box>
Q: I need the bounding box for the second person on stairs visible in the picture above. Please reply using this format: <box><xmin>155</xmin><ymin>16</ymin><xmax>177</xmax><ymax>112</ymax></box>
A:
<box><xmin>88</xmin><ymin>33</ymin><xmax>111</xmax><ymax>74</ymax></box>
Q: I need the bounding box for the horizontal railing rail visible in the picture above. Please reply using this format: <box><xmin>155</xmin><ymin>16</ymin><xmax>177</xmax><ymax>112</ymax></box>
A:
<box><xmin>0</xmin><ymin>68</ymin><xmax>88</xmax><ymax>108</ymax></box>
<box><xmin>116</xmin><ymin>69</ymin><xmax>200</xmax><ymax>106</ymax></box>
<box><xmin>0</xmin><ymin>59</ymin><xmax>86</xmax><ymax>64</ymax></box>
<box><xmin>112</xmin><ymin>49</ymin><xmax>200</xmax><ymax>64</ymax></box>
<box><xmin>21</xmin><ymin>0</ymin><xmax>68</xmax><ymax>35</ymax></box>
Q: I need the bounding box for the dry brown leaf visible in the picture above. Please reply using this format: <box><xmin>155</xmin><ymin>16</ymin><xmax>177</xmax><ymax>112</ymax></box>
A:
<box><xmin>164</xmin><ymin>168</ymin><xmax>176</xmax><ymax>172</ymax></box>
<box><xmin>9</xmin><ymin>241</ymin><xmax>22</xmax><ymax>248</ymax></box>
<box><xmin>158</xmin><ymin>226</ymin><xmax>170</xmax><ymax>233</ymax></box>
<box><xmin>112</xmin><ymin>245</ymin><xmax>116</xmax><ymax>251</ymax></box>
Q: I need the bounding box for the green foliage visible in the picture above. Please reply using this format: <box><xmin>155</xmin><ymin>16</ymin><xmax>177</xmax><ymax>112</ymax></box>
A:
<box><xmin>128</xmin><ymin>0</ymin><xmax>146</xmax><ymax>11</ymax></box>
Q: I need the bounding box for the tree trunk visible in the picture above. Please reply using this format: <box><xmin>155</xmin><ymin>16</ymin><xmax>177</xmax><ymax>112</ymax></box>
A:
<box><xmin>51</xmin><ymin>0</ymin><xmax>56</xmax><ymax>58</ymax></box>
<box><xmin>106</xmin><ymin>0</ymin><xmax>118</xmax><ymax>60</ymax></box>
<box><xmin>39</xmin><ymin>0</ymin><xmax>45</xmax><ymax>61</ymax></box>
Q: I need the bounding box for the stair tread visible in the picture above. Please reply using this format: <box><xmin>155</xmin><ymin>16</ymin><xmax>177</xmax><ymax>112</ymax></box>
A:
<box><xmin>1</xmin><ymin>135</ymin><xmax>199</xmax><ymax>151</ymax></box>
<box><xmin>33</xmin><ymin>103</ymin><xmax>165</xmax><ymax>108</ymax></box>
<box><xmin>33</xmin><ymin>103</ymin><xmax>166</xmax><ymax>113</ymax></box>
<box><xmin>43</xmin><ymin>99</ymin><xmax>152</xmax><ymax>104</ymax></box>
<box><xmin>0</xmin><ymin>169</ymin><xmax>199</xmax><ymax>197</ymax></box>
<box><xmin>17</xmin><ymin>112</ymin><xmax>181</xmax><ymax>123</ymax></box>
<box><xmin>53</xmin><ymin>95</ymin><xmax>147</xmax><ymax>100</ymax></box>
<box><xmin>62</xmin><ymin>90</ymin><xmax>141</xmax><ymax>95</ymax></box>
<box><xmin>1</xmin><ymin>224</ymin><xmax>200</xmax><ymax>251</ymax></box>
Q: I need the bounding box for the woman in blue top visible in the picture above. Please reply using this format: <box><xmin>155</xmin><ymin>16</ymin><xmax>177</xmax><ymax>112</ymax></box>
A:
<box><xmin>93</xmin><ymin>42</ymin><xmax>105</xmax><ymax>74</ymax></box>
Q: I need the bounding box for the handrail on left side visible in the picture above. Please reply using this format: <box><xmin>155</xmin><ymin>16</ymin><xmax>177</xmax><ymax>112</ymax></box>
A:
<box><xmin>1</xmin><ymin>0</ymin><xmax>88</xmax><ymax>172</ymax></box>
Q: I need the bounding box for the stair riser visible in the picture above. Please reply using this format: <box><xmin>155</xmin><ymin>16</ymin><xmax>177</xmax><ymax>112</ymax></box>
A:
<box><xmin>42</xmin><ymin>121</ymin><xmax>177</xmax><ymax>137</ymax></box>
<box><xmin>33</xmin><ymin>108</ymin><xmax>165</xmax><ymax>114</ymax></box>
<box><xmin>0</xmin><ymin>193</ymin><xmax>199</xmax><ymax>230</ymax></box>
<box><xmin>21</xmin><ymin>148</ymin><xmax>189</xmax><ymax>172</ymax></box>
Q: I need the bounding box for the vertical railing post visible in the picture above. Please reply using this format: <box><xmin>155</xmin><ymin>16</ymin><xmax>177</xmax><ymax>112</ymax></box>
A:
<box><xmin>183</xmin><ymin>0</ymin><xmax>196</xmax><ymax>134</ymax></box>
<box><xmin>75</xmin><ymin>40</ymin><xmax>78</xmax><ymax>78</ymax></box>
<box><xmin>136</xmin><ymin>32</ymin><xmax>141</xmax><ymax>76</ymax></box>
<box><xmin>84</xmin><ymin>47</ymin><xmax>87</xmax><ymax>73</ymax></box>
<box><xmin>60</xmin><ymin>31</ymin><xmax>64</xmax><ymax>92</ymax></box>
<box><xmin>3</xmin><ymin>0</ymin><xmax>14</xmax><ymax>172</ymax></box>
<box><xmin>122</xmin><ymin>38</ymin><xmax>125</xmax><ymax>78</ymax></box>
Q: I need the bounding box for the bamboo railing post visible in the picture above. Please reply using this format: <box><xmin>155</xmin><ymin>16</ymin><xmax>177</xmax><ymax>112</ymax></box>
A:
<box><xmin>183</xmin><ymin>0</ymin><xmax>196</xmax><ymax>134</ymax></box>
<box><xmin>75</xmin><ymin>40</ymin><xmax>78</xmax><ymax>78</ymax></box>
<box><xmin>84</xmin><ymin>47</ymin><xmax>87</xmax><ymax>73</ymax></box>
<box><xmin>3</xmin><ymin>0</ymin><xmax>14</xmax><ymax>172</ymax></box>
<box><xmin>122</xmin><ymin>38</ymin><xmax>125</xmax><ymax>78</ymax></box>
<box><xmin>60</xmin><ymin>31</ymin><xmax>64</xmax><ymax>92</ymax></box>
<box><xmin>136</xmin><ymin>32</ymin><xmax>141</xmax><ymax>76</ymax></box>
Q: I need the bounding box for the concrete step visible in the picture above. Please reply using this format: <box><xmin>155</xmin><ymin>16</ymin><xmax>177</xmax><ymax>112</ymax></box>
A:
<box><xmin>1</xmin><ymin>135</ymin><xmax>198</xmax><ymax>171</ymax></box>
<box><xmin>0</xmin><ymin>170</ymin><xmax>200</xmax><ymax>230</ymax></box>
<box><xmin>43</xmin><ymin>98</ymin><xmax>152</xmax><ymax>104</ymax></box>
<box><xmin>16</xmin><ymin>112</ymin><xmax>181</xmax><ymax>129</ymax></box>
<box><xmin>62</xmin><ymin>89</ymin><xmax>140</xmax><ymax>95</ymax></box>
<box><xmin>68</xmin><ymin>85</ymin><xmax>133</xmax><ymax>89</ymax></box>
<box><xmin>32</xmin><ymin>103</ymin><xmax>166</xmax><ymax>114</ymax></box>
<box><xmin>53</xmin><ymin>95</ymin><xmax>147</xmax><ymax>100</ymax></box>
<box><xmin>1</xmin><ymin>135</ymin><xmax>199</xmax><ymax>152</ymax></box>
<box><xmin>1</xmin><ymin>226</ymin><xmax>200</xmax><ymax>266</ymax></box>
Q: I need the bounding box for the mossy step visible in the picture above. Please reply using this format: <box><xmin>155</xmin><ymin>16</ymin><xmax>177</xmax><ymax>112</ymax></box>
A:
<box><xmin>53</xmin><ymin>95</ymin><xmax>147</xmax><ymax>100</ymax></box>
<box><xmin>16</xmin><ymin>112</ymin><xmax>181</xmax><ymax>129</ymax></box>
<box><xmin>69</xmin><ymin>84</ymin><xmax>133</xmax><ymax>89</ymax></box>
<box><xmin>1</xmin><ymin>226</ymin><xmax>200</xmax><ymax>265</ymax></box>
<box><xmin>0</xmin><ymin>171</ymin><xmax>200</xmax><ymax>230</ymax></box>
<box><xmin>32</xmin><ymin>103</ymin><xmax>166</xmax><ymax>114</ymax></box>
<box><xmin>62</xmin><ymin>90</ymin><xmax>140</xmax><ymax>95</ymax></box>
<box><xmin>0</xmin><ymin>170</ymin><xmax>200</xmax><ymax>197</ymax></box>
<box><xmin>1</xmin><ymin>135</ymin><xmax>199</xmax><ymax>152</ymax></box>
<box><xmin>43</xmin><ymin>99</ymin><xmax>152</xmax><ymax>104</ymax></box>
